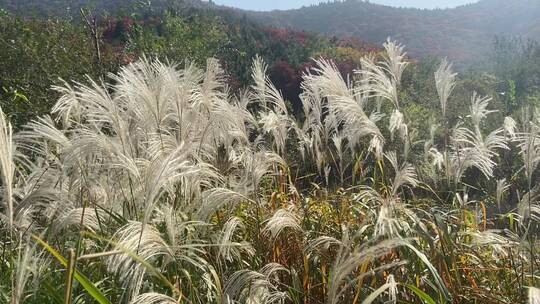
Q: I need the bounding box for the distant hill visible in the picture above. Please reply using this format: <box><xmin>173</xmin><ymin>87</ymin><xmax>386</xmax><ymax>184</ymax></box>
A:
<box><xmin>243</xmin><ymin>0</ymin><xmax>540</xmax><ymax>63</ymax></box>
<box><xmin>0</xmin><ymin>0</ymin><xmax>211</xmax><ymax>17</ymax></box>
<box><xmin>2</xmin><ymin>0</ymin><xmax>539</xmax><ymax>64</ymax></box>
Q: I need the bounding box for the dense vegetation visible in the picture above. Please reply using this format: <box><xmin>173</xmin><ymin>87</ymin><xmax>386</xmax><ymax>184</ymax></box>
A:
<box><xmin>1</xmin><ymin>2</ymin><xmax>540</xmax><ymax>304</ymax></box>
<box><xmin>0</xmin><ymin>6</ymin><xmax>381</xmax><ymax>126</ymax></box>
<box><xmin>2</xmin><ymin>37</ymin><xmax>540</xmax><ymax>304</ymax></box>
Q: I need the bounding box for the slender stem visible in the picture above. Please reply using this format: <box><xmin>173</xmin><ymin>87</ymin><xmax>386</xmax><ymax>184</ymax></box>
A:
<box><xmin>64</xmin><ymin>249</ymin><xmax>76</xmax><ymax>304</ymax></box>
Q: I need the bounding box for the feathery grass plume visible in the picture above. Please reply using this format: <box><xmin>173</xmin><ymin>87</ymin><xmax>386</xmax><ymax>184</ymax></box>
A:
<box><xmin>223</xmin><ymin>263</ymin><xmax>289</xmax><ymax>304</ymax></box>
<box><xmin>448</xmin><ymin>97</ymin><xmax>508</xmax><ymax>183</ymax></box>
<box><xmin>52</xmin><ymin>207</ymin><xmax>107</xmax><ymax>233</ymax></box>
<box><xmin>305</xmin><ymin>235</ymin><xmax>345</xmax><ymax>256</ymax></box>
<box><xmin>469</xmin><ymin>92</ymin><xmax>497</xmax><ymax>133</ymax></box>
<box><xmin>496</xmin><ymin>179</ymin><xmax>510</xmax><ymax>210</ymax></box>
<box><xmin>107</xmin><ymin>221</ymin><xmax>174</xmax><ymax>300</ymax></box>
<box><xmin>258</xmin><ymin>111</ymin><xmax>291</xmax><ymax>155</ymax></box>
<box><xmin>111</xmin><ymin>58</ymin><xmax>181</xmax><ymax>133</ymax></box>
<box><xmin>356</xmin><ymin>183</ymin><xmax>424</xmax><ymax>239</ymax></box>
<box><xmin>331</xmin><ymin>133</ymin><xmax>346</xmax><ymax>182</ymax></box>
<box><xmin>218</xmin><ymin>217</ymin><xmax>254</xmax><ymax>263</ymax></box>
<box><xmin>373</xmin><ymin>200</ymin><xmax>401</xmax><ymax>238</ymax></box>
<box><xmin>504</xmin><ymin>116</ymin><xmax>518</xmax><ymax>139</ymax></box>
<box><xmin>16</xmin><ymin>115</ymin><xmax>71</xmax><ymax>158</ymax></box>
<box><xmin>129</xmin><ymin>293</ymin><xmax>177</xmax><ymax>304</ymax></box>
<box><xmin>11</xmin><ymin>236</ymin><xmax>45</xmax><ymax>304</ymax></box>
<box><xmin>251</xmin><ymin>55</ymin><xmax>270</xmax><ymax>109</ymax></box>
<box><xmin>518</xmin><ymin>186</ymin><xmax>540</xmax><ymax>221</ymax></box>
<box><xmin>373</xmin><ymin>200</ymin><xmax>418</xmax><ymax>238</ymax></box>
<box><xmin>434</xmin><ymin>58</ymin><xmax>457</xmax><ymax>118</ymax></box>
<box><xmin>518</xmin><ymin>123</ymin><xmax>540</xmax><ymax>186</ymax></box>
<box><xmin>326</xmin><ymin>238</ymin><xmax>407</xmax><ymax>304</ymax></box>
<box><xmin>369</xmin><ymin>136</ymin><xmax>384</xmax><ymax>161</ymax></box>
<box><xmin>0</xmin><ymin>106</ymin><xmax>14</xmax><ymax>229</ymax></box>
<box><xmin>530</xmin><ymin>287</ymin><xmax>540</xmax><ymax>304</ymax></box>
<box><xmin>68</xmin><ymin>76</ymin><xmax>132</xmax><ymax>148</ymax></box>
<box><xmin>469</xmin><ymin>229</ymin><xmax>518</xmax><ymax>259</ymax></box>
<box><xmin>231</xmin><ymin>149</ymin><xmax>285</xmax><ymax>194</ymax></box>
<box><xmin>389</xmin><ymin>109</ymin><xmax>408</xmax><ymax>140</ymax></box>
<box><xmin>51</xmin><ymin>80</ymin><xmax>82</xmax><ymax>127</ymax></box>
<box><xmin>361</xmin><ymin>274</ymin><xmax>397</xmax><ymax>304</ymax></box>
<box><xmin>382</xmin><ymin>39</ymin><xmax>409</xmax><ymax>85</ymax></box>
<box><xmin>385</xmin><ymin>151</ymin><xmax>419</xmax><ymax>196</ymax></box>
<box><xmin>298</xmin><ymin>71</ymin><xmax>331</xmax><ymax>169</ymax></box>
<box><xmin>139</xmin><ymin>145</ymin><xmax>220</xmax><ymax>226</ymax></box>
<box><xmin>197</xmin><ymin>188</ymin><xmax>253</xmax><ymax>221</ymax></box>
<box><xmin>251</xmin><ymin>56</ymin><xmax>293</xmax><ymax>155</ymax></box>
<box><xmin>358</xmin><ymin>55</ymin><xmax>400</xmax><ymax>109</ymax></box>
<box><xmin>307</xmin><ymin>58</ymin><xmax>384</xmax><ymax>157</ymax></box>
<box><xmin>262</xmin><ymin>206</ymin><xmax>302</xmax><ymax>242</ymax></box>
<box><xmin>423</xmin><ymin>122</ymin><xmax>439</xmax><ymax>157</ymax></box>
<box><xmin>428</xmin><ymin>147</ymin><xmax>444</xmax><ymax>171</ymax></box>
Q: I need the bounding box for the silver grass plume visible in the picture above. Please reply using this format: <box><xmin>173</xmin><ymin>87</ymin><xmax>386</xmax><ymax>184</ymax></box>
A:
<box><xmin>434</xmin><ymin>58</ymin><xmax>457</xmax><ymax>118</ymax></box>
<box><xmin>530</xmin><ymin>287</ymin><xmax>540</xmax><ymax>304</ymax></box>
<box><xmin>389</xmin><ymin>109</ymin><xmax>408</xmax><ymax>140</ymax></box>
<box><xmin>361</xmin><ymin>274</ymin><xmax>397</xmax><ymax>304</ymax></box>
<box><xmin>496</xmin><ymin>179</ymin><xmax>510</xmax><ymax>210</ymax></box>
<box><xmin>306</xmin><ymin>58</ymin><xmax>384</xmax><ymax>159</ymax></box>
<box><xmin>518</xmin><ymin>123</ymin><xmax>540</xmax><ymax>186</ymax></box>
<box><xmin>251</xmin><ymin>55</ymin><xmax>270</xmax><ymax>109</ymax></box>
<box><xmin>16</xmin><ymin>115</ymin><xmax>71</xmax><ymax>158</ymax></box>
<box><xmin>326</xmin><ymin>238</ymin><xmax>407</xmax><ymax>304</ymax></box>
<box><xmin>129</xmin><ymin>293</ymin><xmax>177</xmax><ymax>304</ymax></box>
<box><xmin>358</xmin><ymin>55</ymin><xmax>400</xmax><ymax>109</ymax></box>
<box><xmin>385</xmin><ymin>151</ymin><xmax>419</xmax><ymax>196</ymax></box>
<box><xmin>251</xmin><ymin>56</ymin><xmax>293</xmax><ymax>155</ymax></box>
<box><xmin>52</xmin><ymin>207</ymin><xmax>108</xmax><ymax>233</ymax></box>
<box><xmin>382</xmin><ymin>39</ymin><xmax>409</xmax><ymax>86</ymax></box>
<box><xmin>223</xmin><ymin>263</ymin><xmax>289</xmax><ymax>304</ymax></box>
<box><xmin>11</xmin><ymin>235</ymin><xmax>46</xmax><ymax>304</ymax></box>
<box><xmin>469</xmin><ymin>229</ymin><xmax>518</xmax><ymax>259</ymax></box>
<box><xmin>0</xmin><ymin>106</ymin><xmax>14</xmax><ymax>229</ymax></box>
<box><xmin>469</xmin><ymin>93</ymin><xmax>496</xmax><ymax>133</ymax></box>
<box><xmin>428</xmin><ymin>148</ymin><xmax>444</xmax><ymax>171</ymax></box>
<box><xmin>107</xmin><ymin>221</ymin><xmax>174</xmax><ymax>300</ymax></box>
<box><xmin>356</xmin><ymin>184</ymin><xmax>424</xmax><ymax>239</ymax></box>
<box><xmin>218</xmin><ymin>217</ymin><xmax>254</xmax><ymax>263</ymax></box>
<box><xmin>198</xmin><ymin>188</ymin><xmax>253</xmax><ymax>221</ymax></box>
<box><xmin>447</xmin><ymin>94</ymin><xmax>508</xmax><ymax>183</ymax></box>
<box><xmin>504</xmin><ymin>116</ymin><xmax>518</xmax><ymax>139</ymax></box>
<box><xmin>263</xmin><ymin>206</ymin><xmax>302</xmax><ymax>242</ymax></box>
<box><xmin>518</xmin><ymin>186</ymin><xmax>540</xmax><ymax>221</ymax></box>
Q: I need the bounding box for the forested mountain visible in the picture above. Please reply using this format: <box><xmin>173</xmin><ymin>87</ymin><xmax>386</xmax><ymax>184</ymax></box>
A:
<box><xmin>246</xmin><ymin>0</ymin><xmax>540</xmax><ymax>63</ymax></box>
<box><xmin>4</xmin><ymin>0</ymin><xmax>539</xmax><ymax>64</ymax></box>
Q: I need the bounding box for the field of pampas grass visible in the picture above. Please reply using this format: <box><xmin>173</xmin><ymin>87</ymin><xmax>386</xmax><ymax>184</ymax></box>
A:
<box><xmin>0</xmin><ymin>40</ymin><xmax>539</xmax><ymax>304</ymax></box>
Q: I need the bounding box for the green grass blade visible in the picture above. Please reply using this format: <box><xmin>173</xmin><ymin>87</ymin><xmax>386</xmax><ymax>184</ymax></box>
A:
<box><xmin>404</xmin><ymin>284</ymin><xmax>436</xmax><ymax>304</ymax></box>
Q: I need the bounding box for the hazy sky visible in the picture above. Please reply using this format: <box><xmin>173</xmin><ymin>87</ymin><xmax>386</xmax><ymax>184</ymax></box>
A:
<box><xmin>212</xmin><ymin>0</ymin><xmax>477</xmax><ymax>11</ymax></box>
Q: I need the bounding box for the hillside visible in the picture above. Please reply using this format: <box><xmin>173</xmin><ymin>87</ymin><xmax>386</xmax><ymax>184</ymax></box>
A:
<box><xmin>245</xmin><ymin>0</ymin><xmax>540</xmax><ymax>63</ymax></box>
<box><xmin>2</xmin><ymin>0</ymin><xmax>539</xmax><ymax>63</ymax></box>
